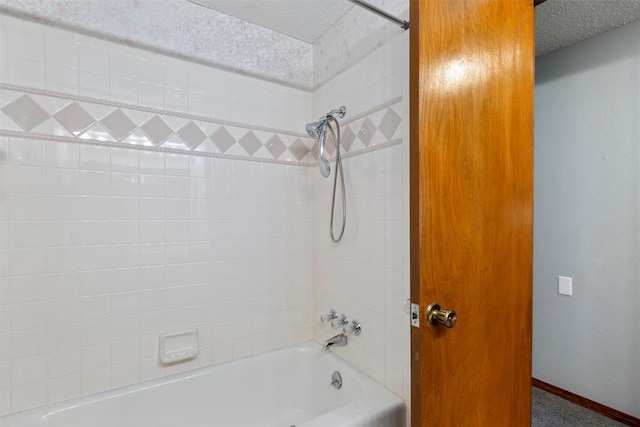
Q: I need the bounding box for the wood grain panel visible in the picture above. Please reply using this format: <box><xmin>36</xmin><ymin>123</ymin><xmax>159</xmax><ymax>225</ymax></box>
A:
<box><xmin>410</xmin><ymin>0</ymin><xmax>534</xmax><ymax>425</ymax></box>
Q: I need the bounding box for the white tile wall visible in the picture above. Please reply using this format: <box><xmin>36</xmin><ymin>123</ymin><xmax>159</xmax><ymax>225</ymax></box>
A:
<box><xmin>0</xmin><ymin>10</ymin><xmax>409</xmax><ymax>421</ymax></box>
<box><xmin>311</xmin><ymin>32</ymin><xmax>411</xmax><ymax>419</ymax></box>
<box><xmin>0</xmin><ymin>14</ymin><xmax>313</xmax><ymax>416</ymax></box>
<box><xmin>0</xmin><ymin>139</ymin><xmax>314</xmax><ymax>414</ymax></box>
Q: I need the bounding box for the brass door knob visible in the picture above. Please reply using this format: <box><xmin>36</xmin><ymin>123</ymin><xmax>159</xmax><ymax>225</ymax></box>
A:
<box><xmin>426</xmin><ymin>302</ymin><xmax>457</xmax><ymax>328</ymax></box>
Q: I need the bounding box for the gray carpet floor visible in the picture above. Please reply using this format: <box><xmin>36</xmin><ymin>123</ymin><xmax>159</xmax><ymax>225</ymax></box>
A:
<box><xmin>532</xmin><ymin>387</ymin><xmax>626</xmax><ymax>426</ymax></box>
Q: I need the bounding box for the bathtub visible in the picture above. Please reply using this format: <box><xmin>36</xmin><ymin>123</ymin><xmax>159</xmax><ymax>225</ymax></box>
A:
<box><xmin>0</xmin><ymin>342</ymin><xmax>405</xmax><ymax>427</ymax></box>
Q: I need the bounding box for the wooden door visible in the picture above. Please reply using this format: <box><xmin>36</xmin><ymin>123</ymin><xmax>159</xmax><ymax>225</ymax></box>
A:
<box><xmin>409</xmin><ymin>0</ymin><xmax>534</xmax><ymax>426</ymax></box>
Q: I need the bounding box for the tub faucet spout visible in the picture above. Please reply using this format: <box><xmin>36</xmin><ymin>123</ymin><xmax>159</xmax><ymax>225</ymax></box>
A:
<box><xmin>323</xmin><ymin>333</ymin><xmax>348</xmax><ymax>350</ymax></box>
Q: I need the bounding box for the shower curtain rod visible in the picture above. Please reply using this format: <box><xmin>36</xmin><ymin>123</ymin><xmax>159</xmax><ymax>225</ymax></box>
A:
<box><xmin>347</xmin><ymin>0</ymin><xmax>410</xmax><ymax>30</ymax></box>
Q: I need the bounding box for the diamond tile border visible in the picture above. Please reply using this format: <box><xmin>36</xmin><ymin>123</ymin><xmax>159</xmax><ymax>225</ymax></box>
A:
<box><xmin>265</xmin><ymin>135</ymin><xmax>286</xmax><ymax>159</ymax></box>
<box><xmin>211</xmin><ymin>126</ymin><xmax>236</xmax><ymax>154</ymax></box>
<box><xmin>0</xmin><ymin>82</ymin><xmax>307</xmax><ymax>138</ymax></box>
<box><xmin>357</xmin><ymin>118</ymin><xmax>377</xmax><ymax>147</ymax></box>
<box><xmin>177</xmin><ymin>121</ymin><xmax>207</xmax><ymax>149</ymax></box>
<box><xmin>141</xmin><ymin>115</ymin><xmax>173</xmax><ymax>146</ymax></box>
<box><xmin>238</xmin><ymin>131</ymin><xmax>262</xmax><ymax>156</ymax></box>
<box><xmin>0</xmin><ymin>83</ymin><xmax>403</xmax><ymax>166</ymax></box>
<box><xmin>2</xmin><ymin>94</ymin><xmax>50</xmax><ymax>131</ymax></box>
<box><xmin>53</xmin><ymin>102</ymin><xmax>95</xmax><ymax>136</ymax></box>
<box><xmin>378</xmin><ymin>108</ymin><xmax>401</xmax><ymax>140</ymax></box>
<box><xmin>289</xmin><ymin>138</ymin><xmax>309</xmax><ymax>161</ymax></box>
<box><xmin>100</xmin><ymin>108</ymin><xmax>137</xmax><ymax>141</ymax></box>
<box><xmin>340</xmin><ymin>127</ymin><xmax>356</xmax><ymax>153</ymax></box>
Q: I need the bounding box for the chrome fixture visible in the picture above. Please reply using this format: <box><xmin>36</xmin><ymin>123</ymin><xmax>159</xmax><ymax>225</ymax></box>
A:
<box><xmin>331</xmin><ymin>313</ymin><xmax>350</xmax><ymax>329</ymax></box>
<box><xmin>305</xmin><ymin>106</ymin><xmax>346</xmax><ymax>178</ymax></box>
<box><xmin>320</xmin><ymin>309</ymin><xmax>338</xmax><ymax>324</ymax></box>
<box><xmin>332</xmin><ymin>314</ymin><xmax>361</xmax><ymax>335</ymax></box>
<box><xmin>323</xmin><ymin>333</ymin><xmax>348</xmax><ymax>350</ymax></box>
<box><xmin>344</xmin><ymin>319</ymin><xmax>361</xmax><ymax>336</ymax></box>
<box><xmin>348</xmin><ymin>0</ymin><xmax>409</xmax><ymax>30</ymax></box>
<box><xmin>426</xmin><ymin>302</ymin><xmax>458</xmax><ymax>328</ymax></box>
<box><xmin>331</xmin><ymin>371</ymin><xmax>343</xmax><ymax>389</ymax></box>
<box><xmin>305</xmin><ymin>106</ymin><xmax>347</xmax><ymax>243</ymax></box>
<box><xmin>322</xmin><ymin>312</ymin><xmax>361</xmax><ymax>350</ymax></box>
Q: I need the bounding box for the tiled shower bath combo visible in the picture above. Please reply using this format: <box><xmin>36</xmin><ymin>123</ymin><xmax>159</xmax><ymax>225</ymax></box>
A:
<box><xmin>0</xmin><ymin>1</ymin><xmax>410</xmax><ymax>425</ymax></box>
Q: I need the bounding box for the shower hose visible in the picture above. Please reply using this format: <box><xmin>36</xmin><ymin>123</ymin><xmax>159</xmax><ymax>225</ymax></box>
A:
<box><xmin>326</xmin><ymin>117</ymin><xmax>346</xmax><ymax>243</ymax></box>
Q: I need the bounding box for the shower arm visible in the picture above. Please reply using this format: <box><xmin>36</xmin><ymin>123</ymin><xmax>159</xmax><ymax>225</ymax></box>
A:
<box><xmin>321</xmin><ymin>107</ymin><xmax>346</xmax><ymax>122</ymax></box>
<box><xmin>347</xmin><ymin>0</ymin><xmax>409</xmax><ymax>30</ymax></box>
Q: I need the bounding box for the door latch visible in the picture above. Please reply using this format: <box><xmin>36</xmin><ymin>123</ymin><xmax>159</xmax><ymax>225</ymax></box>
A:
<box><xmin>410</xmin><ymin>302</ymin><xmax>420</xmax><ymax>328</ymax></box>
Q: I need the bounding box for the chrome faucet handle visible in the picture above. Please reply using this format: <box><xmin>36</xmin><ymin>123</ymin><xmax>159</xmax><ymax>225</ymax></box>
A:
<box><xmin>331</xmin><ymin>314</ymin><xmax>349</xmax><ymax>329</ymax></box>
<box><xmin>320</xmin><ymin>309</ymin><xmax>338</xmax><ymax>324</ymax></box>
<box><xmin>344</xmin><ymin>319</ymin><xmax>361</xmax><ymax>336</ymax></box>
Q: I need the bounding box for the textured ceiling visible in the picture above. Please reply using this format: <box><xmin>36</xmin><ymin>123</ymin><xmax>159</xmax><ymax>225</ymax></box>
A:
<box><xmin>190</xmin><ymin>0</ymin><xmax>640</xmax><ymax>56</ymax></box>
<box><xmin>187</xmin><ymin>0</ymin><xmax>354</xmax><ymax>43</ymax></box>
<box><xmin>2</xmin><ymin>0</ymin><xmax>640</xmax><ymax>88</ymax></box>
<box><xmin>536</xmin><ymin>0</ymin><xmax>640</xmax><ymax>56</ymax></box>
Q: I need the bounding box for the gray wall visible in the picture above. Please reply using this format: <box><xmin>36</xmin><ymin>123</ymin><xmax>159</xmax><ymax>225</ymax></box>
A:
<box><xmin>534</xmin><ymin>20</ymin><xmax>640</xmax><ymax>417</ymax></box>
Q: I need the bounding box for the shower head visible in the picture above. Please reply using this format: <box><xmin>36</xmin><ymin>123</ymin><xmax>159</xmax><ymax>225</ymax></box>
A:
<box><xmin>305</xmin><ymin>106</ymin><xmax>347</xmax><ymax>178</ymax></box>
<box><xmin>306</xmin><ymin>106</ymin><xmax>347</xmax><ymax>140</ymax></box>
<box><xmin>318</xmin><ymin>156</ymin><xmax>330</xmax><ymax>178</ymax></box>
<box><xmin>305</xmin><ymin>121</ymin><xmax>323</xmax><ymax>140</ymax></box>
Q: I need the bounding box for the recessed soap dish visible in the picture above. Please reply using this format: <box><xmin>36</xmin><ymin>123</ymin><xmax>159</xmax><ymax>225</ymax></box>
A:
<box><xmin>159</xmin><ymin>330</ymin><xmax>198</xmax><ymax>364</ymax></box>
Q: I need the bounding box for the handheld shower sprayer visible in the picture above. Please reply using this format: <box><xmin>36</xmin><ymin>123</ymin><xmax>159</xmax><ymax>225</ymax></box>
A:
<box><xmin>305</xmin><ymin>106</ymin><xmax>348</xmax><ymax>243</ymax></box>
<box><xmin>305</xmin><ymin>120</ymin><xmax>330</xmax><ymax>177</ymax></box>
<box><xmin>305</xmin><ymin>106</ymin><xmax>346</xmax><ymax>178</ymax></box>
